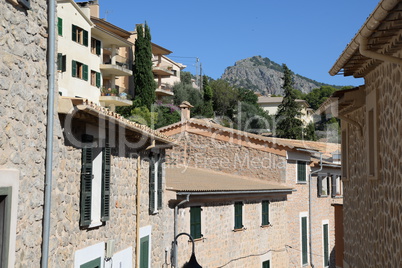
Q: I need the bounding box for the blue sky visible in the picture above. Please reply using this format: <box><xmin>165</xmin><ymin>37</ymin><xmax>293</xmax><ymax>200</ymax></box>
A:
<box><xmin>97</xmin><ymin>0</ymin><xmax>379</xmax><ymax>87</ymax></box>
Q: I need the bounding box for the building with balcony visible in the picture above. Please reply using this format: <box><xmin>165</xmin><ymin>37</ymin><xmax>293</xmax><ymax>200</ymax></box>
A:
<box><xmin>57</xmin><ymin>0</ymin><xmax>132</xmax><ymax>111</ymax></box>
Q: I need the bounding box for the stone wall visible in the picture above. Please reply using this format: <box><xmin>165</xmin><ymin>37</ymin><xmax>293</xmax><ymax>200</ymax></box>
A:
<box><xmin>0</xmin><ymin>0</ymin><xmax>49</xmax><ymax>266</ymax></box>
<box><xmin>176</xmin><ymin>198</ymin><xmax>289</xmax><ymax>268</ymax></box>
<box><xmin>343</xmin><ymin>59</ymin><xmax>402</xmax><ymax>267</ymax></box>
<box><xmin>166</xmin><ymin>132</ymin><xmax>287</xmax><ymax>184</ymax></box>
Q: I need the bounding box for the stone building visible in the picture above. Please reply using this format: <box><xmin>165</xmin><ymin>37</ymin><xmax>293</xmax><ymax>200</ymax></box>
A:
<box><xmin>0</xmin><ymin>0</ymin><xmax>49</xmax><ymax>266</ymax></box>
<box><xmin>321</xmin><ymin>0</ymin><xmax>402</xmax><ymax>267</ymax></box>
<box><xmin>159</xmin><ymin>104</ymin><xmax>343</xmax><ymax>268</ymax></box>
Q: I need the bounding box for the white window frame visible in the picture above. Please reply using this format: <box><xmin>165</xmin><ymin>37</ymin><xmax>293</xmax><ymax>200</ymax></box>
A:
<box><xmin>0</xmin><ymin>170</ymin><xmax>19</xmax><ymax>268</ymax></box>
<box><xmin>331</xmin><ymin>175</ymin><xmax>343</xmax><ymax>197</ymax></box>
<box><xmin>366</xmin><ymin>89</ymin><xmax>379</xmax><ymax>180</ymax></box>
<box><xmin>299</xmin><ymin>212</ymin><xmax>309</xmax><ymax>266</ymax></box>
<box><xmin>139</xmin><ymin>226</ymin><xmax>152</xmax><ymax>268</ymax></box>
<box><xmin>322</xmin><ymin>220</ymin><xmax>330</xmax><ymax>268</ymax></box>
<box><xmin>74</xmin><ymin>242</ymin><xmax>105</xmax><ymax>268</ymax></box>
<box><xmin>318</xmin><ymin>175</ymin><xmax>330</xmax><ymax>197</ymax></box>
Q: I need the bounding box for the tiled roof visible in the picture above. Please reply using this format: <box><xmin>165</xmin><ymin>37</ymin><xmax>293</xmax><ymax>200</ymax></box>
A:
<box><xmin>158</xmin><ymin>118</ymin><xmax>340</xmax><ymax>154</ymax></box>
<box><xmin>166</xmin><ymin>166</ymin><xmax>293</xmax><ymax>193</ymax></box>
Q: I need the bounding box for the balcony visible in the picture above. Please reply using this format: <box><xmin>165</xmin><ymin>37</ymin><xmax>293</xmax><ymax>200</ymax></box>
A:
<box><xmin>101</xmin><ymin>54</ymin><xmax>133</xmax><ymax>77</ymax></box>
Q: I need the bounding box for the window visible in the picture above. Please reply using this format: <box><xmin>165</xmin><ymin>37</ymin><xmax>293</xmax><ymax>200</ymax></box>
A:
<box><xmin>16</xmin><ymin>0</ymin><xmax>30</xmax><ymax>9</ymax></box>
<box><xmin>366</xmin><ymin>89</ymin><xmax>378</xmax><ymax>180</ymax></box>
<box><xmin>331</xmin><ymin>175</ymin><xmax>342</xmax><ymax>197</ymax></box>
<box><xmin>72</xmin><ymin>24</ymin><xmax>88</xmax><ymax>46</ymax></box>
<box><xmin>234</xmin><ymin>202</ymin><xmax>243</xmax><ymax>230</ymax></box>
<box><xmin>0</xmin><ymin>187</ymin><xmax>12</xmax><ymax>268</ymax></box>
<box><xmin>190</xmin><ymin>206</ymin><xmax>202</xmax><ymax>239</ymax></box>
<box><xmin>262</xmin><ymin>260</ymin><xmax>270</xmax><ymax>268</ymax></box>
<box><xmin>80</xmin><ymin>135</ymin><xmax>110</xmax><ymax>227</ymax></box>
<box><xmin>58</xmin><ymin>17</ymin><xmax>63</xmax><ymax>36</ymax></box>
<box><xmin>57</xmin><ymin>53</ymin><xmax>66</xmax><ymax>72</ymax></box>
<box><xmin>323</xmin><ymin>223</ymin><xmax>329</xmax><ymax>267</ymax></box>
<box><xmin>341</xmin><ymin>129</ymin><xmax>348</xmax><ymax>180</ymax></box>
<box><xmin>297</xmin><ymin>161</ymin><xmax>307</xmax><ymax>182</ymax></box>
<box><xmin>301</xmin><ymin>216</ymin><xmax>308</xmax><ymax>265</ymax></box>
<box><xmin>140</xmin><ymin>235</ymin><xmax>150</xmax><ymax>268</ymax></box>
<box><xmin>80</xmin><ymin>257</ymin><xmax>101</xmax><ymax>268</ymax></box>
<box><xmin>261</xmin><ymin>201</ymin><xmax>270</xmax><ymax>226</ymax></box>
<box><xmin>72</xmin><ymin>60</ymin><xmax>88</xmax><ymax>81</ymax></box>
<box><xmin>149</xmin><ymin>153</ymin><xmax>163</xmax><ymax>214</ymax></box>
<box><xmin>91</xmin><ymin>38</ymin><xmax>101</xmax><ymax>55</ymax></box>
<box><xmin>90</xmin><ymin>71</ymin><xmax>101</xmax><ymax>88</ymax></box>
<box><xmin>318</xmin><ymin>175</ymin><xmax>330</xmax><ymax>197</ymax></box>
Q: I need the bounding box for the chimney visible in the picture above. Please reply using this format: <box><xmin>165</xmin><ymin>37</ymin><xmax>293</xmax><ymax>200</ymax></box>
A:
<box><xmin>89</xmin><ymin>0</ymin><xmax>100</xmax><ymax>18</ymax></box>
<box><xmin>179</xmin><ymin>101</ymin><xmax>193</xmax><ymax>122</ymax></box>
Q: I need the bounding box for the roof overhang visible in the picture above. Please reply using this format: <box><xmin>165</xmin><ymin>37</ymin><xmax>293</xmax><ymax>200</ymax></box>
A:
<box><xmin>329</xmin><ymin>0</ymin><xmax>402</xmax><ymax>78</ymax></box>
<box><xmin>92</xmin><ymin>26</ymin><xmax>133</xmax><ymax>48</ymax></box>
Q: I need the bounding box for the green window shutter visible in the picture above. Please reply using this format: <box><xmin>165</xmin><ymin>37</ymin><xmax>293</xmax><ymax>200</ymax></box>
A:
<box><xmin>149</xmin><ymin>155</ymin><xmax>156</xmax><ymax>213</ymax></box>
<box><xmin>72</xmin><ymin>60</ymin><xmax>77</xmax><ymax>77</ymax></box>
<box><xmin>101</xmin><ymin>145</ymin><xmax>111</xmax><ymax>222</ymax></box>
<box><xmin>140</xmin><ymin>236</ymin><xmax>149</xmax><ymax>268</ymax></box>
<box><xmin>262</xmin><ymin>201</ymin><xmax>269</xmax><ymax>225</ymax></box>
<box><xmin>83</xmin><ymin>64</ymin><xmax>88</xmax><ymax>81</ymax></box>
<box><xmin>298</xmin><ymin>161</ymin><xmax>306</xmax><ymax>182</ymax></box>
<box><xmin>62</xmin><ymin>55</ymin><xmax>67</xmax><ymax>72</ymax></box>
<box><xmin>96</xmin><ymin>72</ymin><xmax>101</xmax><ymax>88</ymax></box>
<box><xmin>72</xmin><ymin>24</ymin><xmax>77</xmax><ymax>42</ymax></box>
<box><xmin>83</xmin><ymin>30</ymin><xmax>89</xmax><ymax>46</ymax></box>
<box><xmin>57</xmin><ymin>53</ymin><xmax>62</xmax><ymax>71</ymax></box>
<box><xmin>80</xmin><ymin>257</ymin><xmax>101</xmax><ymax>268</ymax></box>
<box><xmin>57</xmin><ymin>17</ymin><xmax>63</xmax><ymax>36</ymax></box>
<box><xmin>323</xmin><ymin>224</ymin><xmax>329</xmax><ymax>267</ymax></box>
<box><xmin>157</xmin><ymin>154</ymin><xmax>163</xmax><ymax>210</ymax></box>
<box><xmin>234</xmin><ymin>202</ymin><xmax>243</xmax><ymax>229</ymax></box>
<box><xmin>96</xmin><ymin>39</ymin><xmax>101</xmax><ymax>55</ymax></box>
<box><xmin>190</xmin><ymin>206</ymin><xmax>202</xmax><ymax>239</ymax></box>
<box><xmin>262</xmin><ymin>260</ymin><xmax>270</xmax><ymax>268</ymax></box>
<box><xmin>301</xmin><ymin>217</ymin><xmax>308</xmax><ymax>264</ymax></box>
<box><xmin>317</xmin><ymin>176</ymin><xmax>322</xmax><ymax>197</ymax></box>
<box><xmin>80</xmin><ymin>136</ymin><xmax>93</xmax><ymax>227</ymax></box>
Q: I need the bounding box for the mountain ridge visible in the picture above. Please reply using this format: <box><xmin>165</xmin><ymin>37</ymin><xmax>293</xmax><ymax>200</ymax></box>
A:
<box><xmin>221</xmin><ymin>56</ymin><xmax>341</xmax><ymax>96</ymax></box>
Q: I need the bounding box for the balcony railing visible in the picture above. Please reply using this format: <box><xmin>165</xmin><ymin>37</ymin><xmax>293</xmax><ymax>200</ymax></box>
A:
<box><xmin>103</xmin><ymin>54</ymin><xmax>132</xmax><ymax>70</ymax></box>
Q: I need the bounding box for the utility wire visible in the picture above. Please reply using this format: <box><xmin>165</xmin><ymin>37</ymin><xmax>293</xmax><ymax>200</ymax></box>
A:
<box><xmin>216</xmin><ymin>247</ymin><xmax>286</xmax><ymax>268</ymax></box>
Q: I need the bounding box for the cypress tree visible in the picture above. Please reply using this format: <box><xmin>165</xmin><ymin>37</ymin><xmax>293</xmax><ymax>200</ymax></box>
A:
<box><xmin>275</xmin><ymin>64</ymin><xmax>303</xmax><ymax>139</ymax></box>
<box><xmin>202</xmin><ymin>75</ymin><xmax>214</xmax><ymax>118</ymax></box>
<box><xmin>133</xmin><ymin>22</ymin><xmax>156</xmax><ymax>110</ymax></box>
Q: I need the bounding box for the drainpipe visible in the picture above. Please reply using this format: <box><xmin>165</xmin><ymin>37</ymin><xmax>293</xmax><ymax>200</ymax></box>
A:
<box><xmin>359</xmin><ymin>35</ymin><xmax>402</xmax><ymax>66</ymax></box>
<box><xmin>173</xmin><ymin>195</ymin><xmax>190</xmax><ymax>268</ymax></box>
<box><xmin>135</xmin><ymin>155</ymin><xmax>141</xmax><ymax>268</ymax></box>
<box><xmin>41</xmin><ymin>0</ymin><xmax>56</xmax><ymax>266</ymax></box>
<box><xmin>297</xmin><ymin>149</ymin><xmax>323</xmax><ymax>268</ymax></box>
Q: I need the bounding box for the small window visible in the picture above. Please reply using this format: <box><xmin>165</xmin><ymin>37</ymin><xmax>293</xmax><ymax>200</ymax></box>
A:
<box><xmin>297</xmin><ymin>161</ymin><xmax>307</xmax><ymax>182</ymax></box>
<box><xmin>318</xmin><ymin>175</ymin><xmax>330</xmax><ymax>197</ymax></box>
<box><xmin>72</xmin><ymin>60</ymin><xmax>88</xmax><ymax>81</ymax></box>
<box><xmin>323</xmin><ymin>223</ymin><xmax>329</xmax><ymax>267</ymax></box>
<box><xmin>90</xmin><ymin>71</ymin><xmax>101</xmax><ymax>88</ymax></box>
<box><xmin>301</xmin><ymin>216</ymin><xmax>308</xmax><ymax>265</ymax></box>
<box><xmin>80</xmin><ymin>257</ymin><xmax>101</xmax><ymax>268</ymax></box>
<box><xmin>57</xmin><ymin>53</ymin><xmax>66</xmax><ymax>72</ymax></box>
<box><xmin>72</xmin><ymin>24</ymin><xmax>88</xmax><ymax>46</ymax></box>
<box><xmin>261</xmin><ymin>201</ymin><xmax>270</xmax><ymax>226</ymax></box>
<box><xmin>149</xmin><ymin>153</ymin><xmax>163</xmax><ymax>214</ymax></box>
<box><xmin>17</xmin><ymin>0</ymin><xmax>30</xmax><ymax>9</ymax></box>
<box><xmin>262</xmin><ymin>260</ymin><xmax>270</xmax><ymax>268</ymax></box>
<box><xmin>341</xmin><ymin>130</ymin><xmax>348</xmax><ymax>180</ymax></box>
<box><xmin>234</xmin><ymin>202</ymin><xmax>243</xmax><ymax>230</ymax></box>
<box><xmin>58</xmin><ymin>17</ymin><xmax>63</xmax><ymax>36</ymax></box>
<box><xmin>91</xmin><ymin>38</ymin><xmax>101</xmax><ymax>55</ymax></box>
<box><xmin>190</xmin><ymin>206</ymin><xmax>202</xmax><ymax>239</ymax></box>
<box><xmin>0</xmin><ymin>187</ymin><xmax>12</xmax><ymax>268</ymax></box>
<box><xmin>331</xmin><ymin>176</ymin><xmax>342</xmax><ymax>197</ymax></box>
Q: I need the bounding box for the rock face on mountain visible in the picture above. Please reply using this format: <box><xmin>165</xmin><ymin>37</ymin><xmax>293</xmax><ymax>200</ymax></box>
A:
<box><xmin>221</xmin><ymin>56</ymin><xmax>325</xmax><ymax>96</ymax></box>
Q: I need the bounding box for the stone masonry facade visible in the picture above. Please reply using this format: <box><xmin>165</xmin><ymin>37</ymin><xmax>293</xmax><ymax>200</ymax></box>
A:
<box><xmin>0</xmin><ymin>0</ymin><xmax>49</xmax><ymax>266</ymax></box>
<box><xmin>343</xmin><ymin>60</ymin><xmax>402</xmax><ymax>267</ymax></box>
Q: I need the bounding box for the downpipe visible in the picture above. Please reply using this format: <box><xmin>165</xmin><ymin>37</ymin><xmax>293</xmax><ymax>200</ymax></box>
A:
<box><xmin>172</xmin><ymin>195</ymin><xmax>190</xmax><ymax>268</ymax></box>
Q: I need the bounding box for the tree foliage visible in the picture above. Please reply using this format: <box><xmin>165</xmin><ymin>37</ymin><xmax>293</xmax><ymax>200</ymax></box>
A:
<box><xmin>275</xmin><ymin>64</ymin><xmax>303</xmax><ymax>139</ymax></box>
<box><xmin>201</xmin><ymin>75</ymin><xmax>214</xmax><ymax>118</ymax></box>
<box><xmin>133</xmin><ymin>23</ymin><xmax>156</xmax><ymax>110</ymax></box>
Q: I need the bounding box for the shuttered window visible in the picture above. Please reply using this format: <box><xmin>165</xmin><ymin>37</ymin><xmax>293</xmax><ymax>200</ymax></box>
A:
<box><xmin>149</xmin><ymin>153</ymin><xmax>163</xmax><ymax>214</ymax></box>
<box><xmin>190</xmin><ymin>206</ymin><xmax>202</xmax><ymax>239</ymax></box>
<box><xmin>57</xmin><ymin>17</ymin><xmax>63</xmax><ymax>36</ymax></box>
<box><xmin>297</xmin><ymin>161</ymin><xmax>307</xmax><ymax>182</ymax></box>
<box><xmin>262</xmin><ymin>201</ymin><xmax>270</xmax><ymax>226</ymax></box>
<box><xmin>57</xmin><ymin>53</ymin><xmax>66</xmax><ymax>72</ymax></box>
<box><xmin>323</xmin><ymin>223</ymin><xmax>329</xmax><ymax>267</ymax></box>
<box><xmin>80</xmin><ymin>257</ymin><xmax>101</xmax><ymax>268</ymax></box>
<box><xmin>140</xmin><ymin>236</ymin><xmax>150</xmax><ymax>268</ymax></box>
<box><xmin>262</xmin><ymin>260</ymin><xmax>270</xmax><ymax>268</ymax></box>
<box><xmin>80</xmin><ymin>135</ymin><xmax>111</xmax><ymax>227</ymax></box>
<box><xmin>91</xmin><ymin>38</ymin><xmax>101</xmax><ymax>55</ymax></box>
<box><xmin>96</xmin><ymin>72</ymin><xmax>101</xmax><ymax>88</ymax></box>
<box><xmin>72</xmin><ymin>24</ymin><xmax>88</xmax><ymax>46</ymax></box>
<box><xmin>234</xmin><ymin>202</ymin><xmax>243</xmax><ymax>229</ymax></box>
<box><xmin>301</xmin><ymin>216</ymin><xmax>308</xmax><ymax>265</ymax></box>
<box><xmin>72</xmin><ymin>60</ymin><xmax>88</xmax><ymax>81</ymax></box>
<box><xmin>0</xmin><ymin>187</ymin><xmax>12</xmax><ymax>268</ymax></box>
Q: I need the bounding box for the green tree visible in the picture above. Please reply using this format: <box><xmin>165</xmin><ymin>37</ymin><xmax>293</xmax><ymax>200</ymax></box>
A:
<box><xmin>180</xmin><ymin>71</ymin><xmax>193</xmax><ymax>85</ymax></box>
<box><xmin>133</xmin><ymin>22</ymin><xmax>156</xmax><ymax>110</ymax></box>
<box><xmin>201</xmin><ymin>75</ymin><xmax>214</xmax><ymax>117</ymax></box>
<box><xmin>210</xmin><ymin>79</ymin><xmax>238</xmax><ymax>118</ymax></box>
<box><xmin>275</xmin><ymin>64</ymin><xmax>303</xmax><ymax>139</ymax></box>
<box><xmin>303</xmin><ymin>122</ymin><xmax>317</xmax><ymax>141</ymax></box>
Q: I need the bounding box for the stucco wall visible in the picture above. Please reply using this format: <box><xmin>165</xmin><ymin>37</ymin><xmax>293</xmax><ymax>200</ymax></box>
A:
<box><xmin>342</xmin><ymin>60</ymin><xmax>402</xmax><ymax>267</ymax></box>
